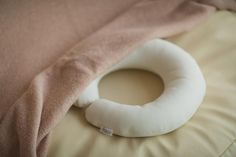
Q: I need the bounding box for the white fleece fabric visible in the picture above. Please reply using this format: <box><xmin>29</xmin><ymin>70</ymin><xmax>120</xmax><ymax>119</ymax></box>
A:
<box><xmin>74</xmin><ymin>39</ymin><xmax>206</xmax><ymax>137</ymax></box>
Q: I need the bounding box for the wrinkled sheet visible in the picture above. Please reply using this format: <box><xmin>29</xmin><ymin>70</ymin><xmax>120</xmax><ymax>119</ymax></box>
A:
<box><xmin>0</xmin><ymin>0</ymin><xmax>235</xmax><ymax>156</ymax></box>
<box><xmin>48</xmin><ymin>11</ymin><xmax>236</xmax><ymax>157</ymax></box>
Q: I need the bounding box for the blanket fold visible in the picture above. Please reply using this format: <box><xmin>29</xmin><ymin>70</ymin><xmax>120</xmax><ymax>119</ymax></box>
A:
<box><xmin>0</xmin><ymin>0</ymin><xmax>235</xmax><ymax>156</ymax></box>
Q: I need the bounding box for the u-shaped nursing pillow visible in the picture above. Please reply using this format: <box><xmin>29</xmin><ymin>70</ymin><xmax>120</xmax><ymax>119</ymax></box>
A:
<box><xmin>74</xmin><ymin>39</ymin><xmax>206</xmax><ymax>137</ymax></box>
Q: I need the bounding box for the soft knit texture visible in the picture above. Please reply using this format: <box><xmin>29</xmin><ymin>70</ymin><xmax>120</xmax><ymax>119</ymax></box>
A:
<box><xmin>0</xmin><ymin>0</ymin><xmax>235</xmax><ymax>156</ymax></box>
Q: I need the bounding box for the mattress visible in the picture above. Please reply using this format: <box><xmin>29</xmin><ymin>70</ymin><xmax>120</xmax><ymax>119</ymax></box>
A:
<box><xmin>47</xmin><ymin>11</ymin><xmax>236</xmax><ymax>157</ymax></box>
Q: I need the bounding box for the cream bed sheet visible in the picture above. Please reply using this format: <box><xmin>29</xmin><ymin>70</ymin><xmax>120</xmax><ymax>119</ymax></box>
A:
<box><xmin>47</xmin><ymin>11</ymin><xmax>236</xmax><ymax>157</ymax></box>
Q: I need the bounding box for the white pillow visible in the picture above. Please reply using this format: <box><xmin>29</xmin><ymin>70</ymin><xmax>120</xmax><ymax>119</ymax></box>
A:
<box><xmin>74</xmin><ymin>39</ymin><xmax>206</xmax><ymax>137</ymax></box>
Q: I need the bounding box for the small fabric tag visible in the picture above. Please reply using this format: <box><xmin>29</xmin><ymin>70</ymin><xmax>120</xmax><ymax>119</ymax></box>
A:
<box><xmin>100</xmin><ymin>127</ymin><xmax>113</xmax><ymax>136</ymax></box>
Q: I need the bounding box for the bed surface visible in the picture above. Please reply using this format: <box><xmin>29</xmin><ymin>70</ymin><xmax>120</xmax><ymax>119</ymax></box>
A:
<box><xmin>47</xmin><ymin>11</ymin><xmax>236</xmax><ymax>157</ymax></box>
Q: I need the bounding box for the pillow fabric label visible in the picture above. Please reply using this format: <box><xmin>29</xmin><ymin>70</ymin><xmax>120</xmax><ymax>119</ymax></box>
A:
<box><xmin>100</xmin><ymin>127</ymin><xmax>113</xmax><ymax>136</ymax></box>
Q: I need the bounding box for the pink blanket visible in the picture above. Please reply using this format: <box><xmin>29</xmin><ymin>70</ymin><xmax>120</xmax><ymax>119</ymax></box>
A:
<box><xmin>0</xmin><ymin>0</ymin><xmax>235</xmax><ymax>156</ymax></box>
